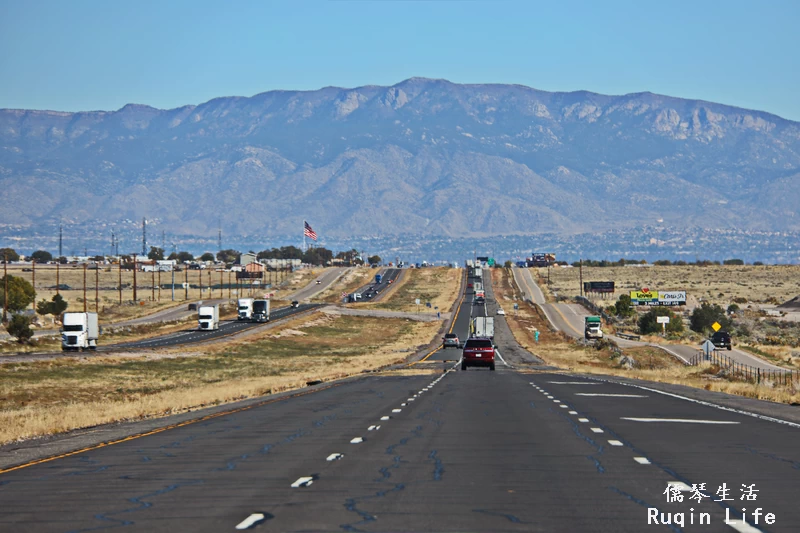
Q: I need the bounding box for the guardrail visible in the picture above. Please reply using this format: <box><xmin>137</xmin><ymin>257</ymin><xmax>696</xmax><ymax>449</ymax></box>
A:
<box><xmin>616</xmin><ymin>332</ymin><xmax>641</xmax><ymax>341</ymax></box>
<box><xmin>574</xmin><ymin>296</ymin><xmax>615</xmax><ymax>323</ymax></box>
<box><xmin>688</xmin><ymin>350</ymin><xmax>800</xmax><ymax>385</ymax></box>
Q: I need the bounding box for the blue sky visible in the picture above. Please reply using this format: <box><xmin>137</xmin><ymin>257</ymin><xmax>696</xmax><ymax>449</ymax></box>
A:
<box><xmin>2</xmin><ymin>0</ymin><xmax>799</xmax><ymax>120</ymax></box>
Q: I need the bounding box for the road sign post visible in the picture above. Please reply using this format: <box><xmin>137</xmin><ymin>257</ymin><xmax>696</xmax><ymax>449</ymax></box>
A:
<box><xmin>657</xmin><ymin>315</ymin><xmax>670</xmax><ymax>335</ymax></box>
<box><xmin>701</xmin><ymin>340</ymin><xmax>716</xmax><ymax>360</ymax></box>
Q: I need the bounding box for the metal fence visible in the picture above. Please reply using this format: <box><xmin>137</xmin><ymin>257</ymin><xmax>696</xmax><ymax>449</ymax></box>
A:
<box><xmin>688</xmin><ymin>350</ymin><xmax>800</xmax><ymax>385</ymax></box>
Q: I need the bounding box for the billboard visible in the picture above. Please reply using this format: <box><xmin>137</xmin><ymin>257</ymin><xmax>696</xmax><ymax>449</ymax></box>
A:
<box><xmin>584</xmin><ymin>281</ymin><xmax>615</xmax><ymax>293</ymax></box>
<box><xmin>630</xmin><ymin>290</ymin><xmax>660</xmax><ymax>305</ymax></box>
<box><xmin>630</xmin><ymin>289</ymin><xmax>686</xmax><ymax>306</ymax></box>
<box><xmin>529</xmin><ymin>253</ymin><xmax>556</xmax><ymax>267</ymax></box>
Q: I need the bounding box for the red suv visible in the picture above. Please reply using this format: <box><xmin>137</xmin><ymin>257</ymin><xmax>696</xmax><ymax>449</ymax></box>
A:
<box><xmin>461</xmin><ymin>337</ymin><xmax>496</xmax><ymax>371</ymax></box>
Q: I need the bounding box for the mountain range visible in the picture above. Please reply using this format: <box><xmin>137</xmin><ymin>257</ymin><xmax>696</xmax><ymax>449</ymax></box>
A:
<box><xmin>1</xmin><ymin>77</ymin><xmax>799</xmax><ymax>244</ymax></box>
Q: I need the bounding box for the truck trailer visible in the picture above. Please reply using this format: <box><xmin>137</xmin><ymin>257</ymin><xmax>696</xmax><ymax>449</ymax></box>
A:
<box><xmin>198</xmin><ymin>305</ymin><xmax>220</xmax><ymax>331</ymax></box>
<box><xmin>61</xmin><ymin>312</ymin><xmax>99</xmax><ymax>351</ymax></box>
<box><xmin>470</xmin><ymin>316</ymin><xmax>495</xmax><ymax>340</ymax></box>
<box><xmin>253</xmin><ymin>299</ymin><xmax>270</xmax><ymax>322</ymax></box>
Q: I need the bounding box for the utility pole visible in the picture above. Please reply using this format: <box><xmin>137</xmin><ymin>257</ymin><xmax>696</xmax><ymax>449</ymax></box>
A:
<box><xmin>83</xmin><ymin>263</ymin><xmax>87</xmax><ymax>313</ymax></box>
<box><xmin>118</xmin><ymin>260</ymin><xmax>122</xmax><ymax>304</ymax></box>
<box><xmin>3</xmin><ymin>252</ymin><xmax>7</xmax><ymax>323</ymax></box>
<box><xmin>142</xmin><ymin>217</ymin><xmax>147</xmax><ymax>257</ymax></box>
<box><xmin>151</xmin><ymin>265</ymin><xmax>155</xmax><ymax>301</ymax></box>
<box><xmin>59</xmin><ymin>223</ymin><xmax>63</xmax><ymax>258</ymax></box>
<box><xmin>579</xmin><ymin>259</ymin><xmax>584</xmax><ymax>298</ymax></box>
<box><xmin>184</xmin><ymin>268</ymin><xmax>188</xmax><ymax>300</ymax></box>
<box><xmin>171</xmin><ymin>266</ymin><xmax>175</xmax><ymax>301</ymax></box>
<box><xmin>95</xmin><ymin>263</ymin><xmax>99</xmax><ymax>312</ymax></box>
<box><xmin>158</xmin><ymin>268</ymin><xmax>161</xmax><ymax>302</ymax></box>
<box><xmin>219</xmin><ymin>270</ymin><xmax>223</xmax><ymax>299</ymax></box>
<box><xmin>56</xmin><ymin>261</ymin><xmax>60</xmax><ymax>296</ymax></box>
<box><xmin>31</xmin><ymin>259</ymin><xmax>36</xmax><ymax>314</ymax></box>
<box><xmin>133</xmin><ymin>255</ymin><xmax>138</xmax><ymax>301</ymax></box>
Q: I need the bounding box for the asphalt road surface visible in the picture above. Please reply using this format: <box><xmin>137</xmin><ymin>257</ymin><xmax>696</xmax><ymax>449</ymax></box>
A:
<box><xmin>288</xmin><ymin>267</ymin><xmax>350</xmax><ymax>301</ymax></box>
<box><xmin>350</xmin><ymin>268</ymin><xmax>403</xmax><ymax>303</ymax></box>
<box><xmin>2</xmin><ymin>267</ymin><xmax>799</xmax><ymax>531</ymax></box>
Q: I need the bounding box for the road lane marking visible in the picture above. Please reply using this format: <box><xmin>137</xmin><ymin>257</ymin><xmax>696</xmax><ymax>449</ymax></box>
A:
<box><xmin>380</xmin><ymin>416</ymin><xmax>390</xmax><ymax>421</ymax></box>
<box><xmin>620</xmin><ymin>418</ymin><xmax>740</xmax><ymax>424</ymax></box>
<box><xmin>578</xmin><ymin>418</ymin><xmax>590</xmax><ymax>423</ymax></box>
<box><xmin>608</xmin><ymin>440</ymin><xmax>624</xmax><ymax>446</ymax></box>
<box><xmin>667</xmin><ymin>481</ymin><xmax>692</xmax><ymax>491</ymax></box>
<box><xmin>326</xmin><ymin>453</ymin><xmax>343</xmax><ymax>461</ymax></box>
<box><xmin>236</xmin><ymin>513</ymin><xmax>266</xmax><ymax>529</ymax></box>
<box><xmin>552</xmin><ymin>399</ymin><xmax>561</xmax><ymax>403</ymax></box>
<box><xmin>548</xmin><ymin>381</ymin><xmax>601</xmax><ymax>385</ymax></box>
<box><xmin>401</xmin><ymin>403</ymin><xmax>407</xmax><ymax>406</ymax></box>
<box><xmin>726</xmin><ymin>519</ymin><xmax>765</xmax><ymax>533</ymax></box>
<box><xmin>633</xmin><ymin>457</ymin><xmax>651</xmax><ymax>464</ymax></box>
<box><xmin>546</xmin><ymin>395</ymin><xmax>554</xmax><ymax>399</ymax></box>
<box><xmin>590</xmin><ymin>427</ymin><xmax>604</xmax><ymax>433</ymax></box>
<box><xmin>575</xmin><ymin>392</ymin><xmax>647</xmax><ymax>398</ymax></box>
<box><xmin>350</xmin><ymin>437</ymin><xmax>364</xmax><ymax>444</ymax></box>
<box><xmin>559</xmin><ymin>405</ymin><xmax>569</xmax><ymax>408</ymax></box>
<box><xmin>569</xmin><ymin>411</ymin><xmax>578</xmax><ymax>415</ymax></box>
<box><xmin>392</xmin><ymin>408</ymin><xmax>402</xmax><ymax>413</ymax></box>
<box><xmin>291</xmin><ymin>477</ymin><xmax>314</xmax><ymax>488</ymax></box>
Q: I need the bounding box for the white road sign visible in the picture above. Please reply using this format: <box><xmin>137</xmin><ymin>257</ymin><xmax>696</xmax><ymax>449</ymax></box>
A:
<box><xmin>657</xmin><ymin>316</ymin><xmax>670</xmax><ymax>324</ymax></box>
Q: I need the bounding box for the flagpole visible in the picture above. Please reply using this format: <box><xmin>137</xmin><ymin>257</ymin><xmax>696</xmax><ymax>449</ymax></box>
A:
<box><xmin>303</xmin><ymin>220</ymin><xmax>307</xmax><ymax>252</ymax></box>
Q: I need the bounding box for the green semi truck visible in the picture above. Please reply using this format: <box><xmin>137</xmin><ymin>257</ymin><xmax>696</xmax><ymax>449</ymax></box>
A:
<box><xmin>584</xmin><ymin>316</ymin><xmax>603</xmax><ymax>340</ymax></box>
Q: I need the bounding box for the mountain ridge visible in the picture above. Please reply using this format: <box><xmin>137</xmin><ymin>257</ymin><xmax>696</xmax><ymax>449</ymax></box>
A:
<box><xmin>1</xmin><ymin>78</ymin><xmax>798</xmax><ymax>240</ymax></box>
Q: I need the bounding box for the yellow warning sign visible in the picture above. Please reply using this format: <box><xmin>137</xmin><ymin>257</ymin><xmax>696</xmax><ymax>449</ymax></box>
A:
<box><xmin>712</xmin><ymin>322</ymin><xmax>722</xmax><ymax>332</ymax></box>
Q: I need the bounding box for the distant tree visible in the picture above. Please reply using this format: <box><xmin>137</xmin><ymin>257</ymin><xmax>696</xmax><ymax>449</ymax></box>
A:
<box><xmin>167</xmin><ymin>252</ymin><xmax>178</xmax><ymax>261</ymax></box>
<box><xmin>727</xmin><ymin>303</ymin><xmax>740</xmax><ymax>314</ymax></box>
<box><xmin>303</xmin><ymin>247</ymin><xmax>333</xmax><ymax>266</ymax></box>
<box><xmin>176</xmin><ymin>251</ymin><xmax>194</xmax><ymax>263</ymax></box>
<box><xmin>613</xmin><ymin>294</ymin><xmax>635</xmax><ymax>317</ymax></box>
<box><xmin>216</xmin><ymin>249</ymin><xmax>240</xmax><ymax>264</ymax></box>
<box><xmin>690</xmin><ymin>302</ymin><xmax>731</xmax><ymax>333</ymax></box>
<box><xmin>723</xmin><ymin>259</ymin><xmax>744</xmax><ymax>265</ymax></box>
<box><xmin>0</xmin><ymin>248</ymin><xmax>19</xmax><ymax>262</ymax></box>
<box><xmin>6</xmin><ymin>314</ymin><xmax>34</xmax><ymax>343</ymax></box>
<box><xmin>37</xmin><ymin>293</ymin><xmax>68</xmax><ymax>317</ymax></box>
<box><xmin>653</xmin><ymin>259</ymin><xmax>672</xmax><ymax>266</ymax></box>
<box><xmin>30</xmin><ymin>250</ymin><xmax>53</xmax><ymax>263</ymax></box>
<box><xmin>638</xmin><ymin>307</ymin><xmax>684</xmax><ymax>335</ymax></box>
<box><xmin>148</xmin><ymin>246</ymin><xmax>165</xmax><ymax>261</ymax></box>
<box><xmin>753</xmin><ymin>261</ymin><xmax>764</xmax><ymax>266</ymax></box>
<box><xmin>368</xmin><ymin>255</ymin><xmax>382</xmax><ymax>266</ymax></box>
<box><xmin>199</xmin><ymin>252</ymin><xmax>215</xmax><ymax>262</ymax></box>
<box><xmin>504</xmin><ymin>260</ymin><xmax>513</xmax><ymax>268</ymax></box>
<box><xmin>0</xmin><ymin>275</ymin><xmax>36</xmax><ymax>314</ymax></box>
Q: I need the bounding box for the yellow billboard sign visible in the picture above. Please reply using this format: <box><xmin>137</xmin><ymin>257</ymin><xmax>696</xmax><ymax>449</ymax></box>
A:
<box><xmin>630</xmin><ymin>290</ymin><xmax>659</xmax><ymax>304</ymax></box>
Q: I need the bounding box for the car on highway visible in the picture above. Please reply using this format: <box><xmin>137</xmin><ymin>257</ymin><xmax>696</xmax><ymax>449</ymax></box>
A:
<box><xmin>291</xmin><ymin>300</ymin><xmax>299</xmax><ymax>308</ymax></box>
<box><xmin>711</xmin><ymin>330</ymin><xmax>732</xmax><ymax>350</ymax></box>
<box><xmin>442</xmin><ymin>333</ymin><xmax>460</xmax><ymax>348</ymax></box>
<box><xmin>316</xmin><ymin>280</ymin><xmax>321</xmax><ymax>284</ymax></box>
<box><xmin>473</xmin><ymin>296</ymin><xmax>485</xmax><ymax>305</ymax></box>
<box><xmin>461</xmin><ymin>337</ymin><xmax>495</xmax><ymax>371</ymax></box>
<box><xmin>496</xmin><ymin>308</ymin><xmax>505</xmax><ymax>315</ymax></box>
<box><xmin>467</xmin><ymin>283</ymin><xmax>473</xmax><ymax>288</ymax></box>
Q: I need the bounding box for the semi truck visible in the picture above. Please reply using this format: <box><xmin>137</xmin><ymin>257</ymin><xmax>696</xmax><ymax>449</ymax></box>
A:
<box><xmin>474</xmin><ymin>267</ymin><xmax>483</xmax><ymax>278</ymax></box>
<box><xmin>375</xmin><ymin>273</ymin><xmax>383</xmax><ymax>284</ymax></box>
<box><xmin>584</xmin><ymin>316</ymin><xmax>603</xmax><ymax>340</ymax></box>
<box><xmin>253</xmin><ymin>299</ymin><xmax>270</xmax><ymax>322</ymax></box>
<box><xmin>237</xmin><ymin>298</ymin><xmax>254</xmax><ymax>321</ymax></box>
<box><xmin>61</xmin><ymin>312</ymin><xmax>99</xmax><ymax>351</ymax></box>
<box><xmin>470</xmin><ymin>316</ymin><xmax>495</xmax><ymax>339</ymax></box>
<box><xmin>198</xmin><ymin>305</ymin><xmax>220</xmax><ymax>331</ymax></box>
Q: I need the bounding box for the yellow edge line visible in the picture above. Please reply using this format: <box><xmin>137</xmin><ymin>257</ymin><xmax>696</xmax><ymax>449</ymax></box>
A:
<box><xmin>0</xmin><ymin>381</ymin><xmax>343</xmax><ymax>476</ymax></box>
<box><xmin>549</xmin><ymin>302</ymin><xmax>583</xmax><ymax>337</ymax></box>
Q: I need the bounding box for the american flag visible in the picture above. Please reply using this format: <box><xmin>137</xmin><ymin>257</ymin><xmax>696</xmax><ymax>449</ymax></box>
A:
<box><xmin>304</xmin><ymin>221</ymin><xmax>318</xmax><ymax>241</ymax></box>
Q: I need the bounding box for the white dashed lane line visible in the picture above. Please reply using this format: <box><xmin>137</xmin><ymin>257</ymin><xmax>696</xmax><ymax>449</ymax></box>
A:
<box><xmin>350</xmin><ymin>437</ymin><xmax>364</xmax><ymax>444</ymax></box>
<box><xmin>590</xmin><ymin>428</ymin><xmax>604</xmax><ymax>433</ymax></box>
<box><xmin>620</xmin><ymin>418</ymin><xmax>740</xmax><ymax>424</ymax></box>
<box><xmin>235</xmin><ymin>513</ymin><xmax>266</xmax><ymax>530</ymax></box>
<box><xmin>326</xmin><ymin>453</ymin><xmax>343</xmax><ymax>461</ymax></box>
<box><xmin>607</xmin><ymin>440</ymin><xmax>624</xmax><ymax>446</ymax></box>
<box><xmin>380</xmin><ymin>416</ymin><xmax>390</xmax><ymax>421</ymax></box>
<box><xmin>291</xmin><ymin>477</ymin><xmax>314</xmax><ymax>488</ymax></box>
<box><xmin>547</xmin><ymin>381</ymin><xmax>601</xmax><ymax>385</ymax></box>
<box><xmin>633</xmin><ymin>457</ymin><xmax>651</xmax><ymax>464</ymax></box>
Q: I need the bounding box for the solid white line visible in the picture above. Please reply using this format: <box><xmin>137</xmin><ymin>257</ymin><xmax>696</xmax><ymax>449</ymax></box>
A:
<box><xmin>235</xmin><ymin>513</ymin><xmax>266</xmax><ymax>530</ymax></box>
<box><xmin>291</xmin><ymin>476</ymin><xmax>314</xmax><ymax>488</ymax></box>
<box><xmin>326</xmin><ymin>453</ymin><xmax>343</xmax><ymax>461</ymax></box>
<box><xmin>495</xmin><ymin>349</ymin><xmax>509</xmax><ymax>366</ymax></box>
<box><xmin>547</xmin><ymin>381</ymin><xmax>602</xmax><ymax>385</ymax></box>
<box><xmin>590</xmin><ymin>427</ymin><xmax>604</xmax><ymax>433</ymax></box>
<box><xmin>620</xmin><ymin>418</ymin><xmax>740</xmax><ymax>424</ymax></box>
<box><xmin>608</xmin><ymin>440</ymin><xmax>624</xmax><ymax>446</ymax></box>
<box><xmin>583</xmin><ymin>377</ymin><xmax>800</xmax><ymax>430</ymax></box>
<box><xmin>350</xmin><ymin>437</ymin><xmax>364</xmax><ymax>444</ymax></box>
<box><xmin>578</xmin><ymin>418</ymin><xmax>590</xmax><ymax>423</ymax></box>
<box><xmin>633</xmin><ymin>457</ymin><xmax>651</xmax><ymax>464</ymax></box>
<box><xmin>575</xmin><ymin>392</ymin><xmax>647</xmax><ymax>398</ymax></box>
<box><xmin>568</xmin><ymin>411</ymin><xmax>578</xmax><ymax>415</ymax></box>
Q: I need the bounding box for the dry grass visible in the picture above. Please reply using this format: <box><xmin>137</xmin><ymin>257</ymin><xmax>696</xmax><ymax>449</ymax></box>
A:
<box><xmin>367</xmin><ymin>267</ymin><xmax>461</xmax><ymax>313</ymax></box>
<box><xmin>493</xmin><ymin>268</ymin><xmax>800</xmax><ymax>405</ymax></box>
<box><xmin>0</xmin><ymin>311</ymin><xmax>440</xmax><ymax>444</ymax></box>
<box><xmin>541</xmin><ymin>264</ymin><xmax>800</xmax><ymax>309</ymax></box>
<box><xmin>318</xmin><ymin>267</ymin><xmax>373</xmax><ymax>303</ymax></box>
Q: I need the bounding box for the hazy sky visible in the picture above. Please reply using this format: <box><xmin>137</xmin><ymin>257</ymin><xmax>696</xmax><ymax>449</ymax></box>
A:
<box><xmin>2</xmin><ymin>0</ymin><xmax>799</xmax><ymax>120</ymax></box>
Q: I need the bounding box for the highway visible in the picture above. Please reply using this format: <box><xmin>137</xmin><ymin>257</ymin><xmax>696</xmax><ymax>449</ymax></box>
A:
<box><xmin>349</xmin><ymin>268</ymin><xmax>403</xmax><ymax>303</ymax></box>
<box><xmin>287</xmin><ymin>267</ymin><xmax>350</xmax><ymax>301</ymax></box>
<box><xmin>512</xmin><ymin>267</ymin><xmax>787</xmax><ymax>371</ymax></box>
<box><xmin>1</xmin><ymin>266</ymin><xmax>800</xmax><ymax>531</ymax></box>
